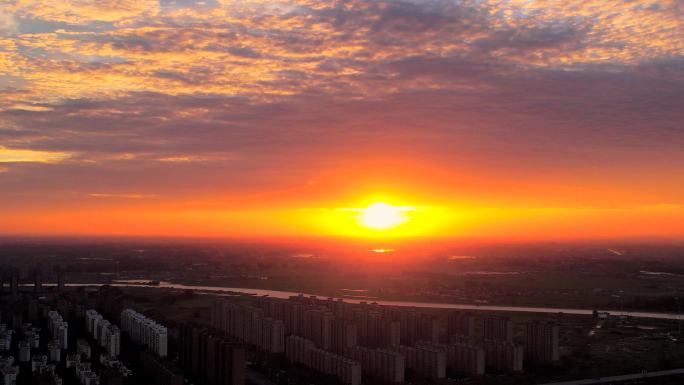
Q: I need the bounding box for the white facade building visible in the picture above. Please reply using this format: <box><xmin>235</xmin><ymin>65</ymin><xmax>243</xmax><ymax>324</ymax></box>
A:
<box><xmin>121</xmin><ymin>309</ymin><xmax>167</xmax><ymax>357</ymax></box>
<box><xmin>47</xmin><ymin>310</ymin><xmax>69</xmax><ymax>350</ymax></box>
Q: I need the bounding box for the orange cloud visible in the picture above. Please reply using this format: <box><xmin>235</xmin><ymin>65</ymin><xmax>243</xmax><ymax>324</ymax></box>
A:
<box><xmin>0</xmin><ymin>146</ymin><xmax>72</xmax><ymax>163</ymax></box>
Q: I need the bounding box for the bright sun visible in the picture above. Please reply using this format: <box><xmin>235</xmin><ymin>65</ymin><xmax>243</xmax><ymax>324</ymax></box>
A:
<box><xmin>357</xmin><ymin>202</ymin><xmax>413</xmax><ymax>230</ymax></box>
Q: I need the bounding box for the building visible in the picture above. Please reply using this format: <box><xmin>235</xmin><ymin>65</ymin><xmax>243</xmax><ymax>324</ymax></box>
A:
<box><xmin>139</xmin><ymin>351</ymin><xmax>184</xmax><ymax>385</ymax></box>
<box><xmin>395</xmin><ymin>345</ymin><xmax>446</xmax><ymax>379</ymax></box>
<box><xmin>255</xmin><ymin>316</ymin><xmax>285</xmax><ymax>354</ymax></box>
<box><xmin>399</xmin><ymin>311</ymin><xmax>438</xmax><ymax>345</ymax></box>
<box><xmin>101</xmin><ymin>325</ymin><xmax>120</xmax><ymax>357</ymax></box>
<box><xmin>309</xmin><ymin>346</ymin><xmax>362</xmax><ymax>385</ymax></box>
<box><xmin>212</xmin><ymin>300</ymin><xmax>284</xmax><ymax>354</ymax></box>
<box><xmin>286</xmin><ymin>336</ymin><xmax>361</xmax><ymax>385</ymax></box>
<box><xmin>352</xmin><ymin>310</ymin><xmax>400</xmax><ymax>348</ymax></box>
<box><xmin>0</xmin><ymin>329</ymin><xmax>12</xmax><ymax>351</ymax></box>
<box><xmin>18</xmin><ymin>340</ymin><xmax>31</xmax><ymax>362</ymax></box>
<box><xmin>483</xmin><ymin>316</ymin><xmax>514</xmax><ymax>343</ymax></box>
<box><xmin>96</xmin><ymin>319</ymin><xmax>111</xmax><ymax>343</ymax></box>
<box><xmin>47</xmin><ymin>311</ymin><xmax>68</xmax><ymax>350</ymax></box>
<box><xmin>0</xmin><ymin>360</ymin><xmax>18</xmax><ymax>385</ymax></box>
<box><xmin>85</xmin><ymin>310</ymin><xmax>103</xmax><ymax>338</ymax></box>
<box><xmin>483</xmin><ymin>340</ymin><xmax>524</xmax><ymax>372</ymax></box>
<box><xmin>34</xmin><ymin>371</ymin><xmax>63</xmax><ymax>385</ymax></box>
<box><xmin>25</xmin><ymin>328</ymin><xmax>40</xmax><ymax>349</ymax></box>
<box><xmin>121</xmin><ymin>309</ymin><xmax>168</xmax><ymax>357</ymax></box>
<box><xmin>331</xmin><ymin>319</ymin><xmax>357</xmax><ymax>355</ymax></box>
<box><xmin>344</xmin><ymin>346</ymin><xmax>405</xmax><ymax>383</ymax></box>
<box><xmin>77</xmin><ymin>339</ymin><xmax>92</xmax><ymax>359</ymax></box>
<box><xmin>286</xmin><ymin>335</ymin><xmax>315</xmax><ymax>364</ymax></box>
<box><xmin>66</xmin><ymin>354</ymin><xmax>81</xmax><ymax>368</ymax></box>
<box><xmin>178</xmin><ymin>324</ymin><xmax>245</xmax><ymax>385</ymax></box>
<box><xmin>447</xmin><ymin>311</ymin><xmax>475</xmax><ymax>339</ymax></box>
<box><xmin>281</xmin><ymin>299</ymin><xmax>304</xmax><ymax>335</ymax></box>
<box><xmin>31</xmin><ymin>355</ymin><xmax>48</xmax><ymax>372</ymax></box>
<box><xmin>302</xmin><ymin>308</ymin><xmax>333</xmax><ymax>350</ymax></box>
<box><xmin>47</xmin><ymin>340</ymin><xmax>61</xmax><ymax>362</ymax></box>
<box><xmin>447</xmin><ymin>342</ymin><xmax>485</xmax><ymax>375</ymax></box>
<box><xmin>525</xmin><ymin>321</ymin><xmax>559</xmax><ymax>364</ymax></box>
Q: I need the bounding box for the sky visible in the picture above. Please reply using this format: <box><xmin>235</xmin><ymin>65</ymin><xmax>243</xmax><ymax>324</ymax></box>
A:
<box><xmin>0</xmin><ymin>0</ymin><xmax>683</xmax><ymax>239</ymax></box>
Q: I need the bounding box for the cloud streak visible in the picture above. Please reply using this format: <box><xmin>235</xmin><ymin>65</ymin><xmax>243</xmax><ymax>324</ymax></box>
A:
<box><xmin>0</xmin><ymin>146</ymin><xmax>72</xmax><ymax>163</ymax></box>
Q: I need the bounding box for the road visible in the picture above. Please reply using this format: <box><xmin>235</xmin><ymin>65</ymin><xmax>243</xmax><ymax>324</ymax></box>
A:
<box><xmin>541</xmin><ymin>368</ymin><xmax>684</xmax><ymax>384</ymax></box>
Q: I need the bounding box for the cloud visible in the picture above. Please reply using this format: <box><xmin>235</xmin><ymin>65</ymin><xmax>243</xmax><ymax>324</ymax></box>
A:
<box><xmin>0</xmin><ymin>146</ymin><xmax>72</xmax><ymax>163</ymax></box>
<box><xmin>156</xmin><ymin>153</ymin><xmax>239</xmax><ymax>162</ymax></box>
<box><xmin>88</xmin><ymin>193</ymin><xmax>155</xmax><ymax>199</ymax></box>
<box><xmin>0</xmin><ymin>0</ymin><xmax>681</xmax><ymax>215</ymax></box>
<box><xmin>10</xmin><ymin>0</ymin><xmax>160</xmax><ymax>24</ymax></box>
<box><xmin>0</xmin><ymin>12</ymin><xmax>18</xmax><ymax>35</ymax></box>
<box><xmin>1</xmin><ymin>0</ymin><xmax>681</xmax><ymax>105</ymax></box>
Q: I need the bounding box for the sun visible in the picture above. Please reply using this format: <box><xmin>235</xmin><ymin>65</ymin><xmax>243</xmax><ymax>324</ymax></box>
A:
<box><xmin>357</xmin><ymin>202</ymin><xmax>413</xmax><ymax>230</ymax></box>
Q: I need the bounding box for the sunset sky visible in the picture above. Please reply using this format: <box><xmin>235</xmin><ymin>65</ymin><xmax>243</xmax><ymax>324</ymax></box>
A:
<box><xmin>0</xmin><ymin>0</ymin><xmax>683</xmax><ymax>239</ymax></box>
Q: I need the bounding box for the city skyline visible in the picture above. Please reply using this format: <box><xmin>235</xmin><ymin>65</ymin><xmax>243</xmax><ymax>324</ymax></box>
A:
<box><xmin>1</xmin><ymin>0</ymin><xmax>683</xmax><ymax>239</ymax></box>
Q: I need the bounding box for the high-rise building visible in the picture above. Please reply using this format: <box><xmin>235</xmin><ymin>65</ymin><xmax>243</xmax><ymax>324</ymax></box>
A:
<box><xmin>86</xmin><ymin>308</ymin><xmax>122</xmax><ymax>357</ymax></box>
<box><xmin>344</xmin><ymin>346</ymin><xmax>405</xmax><ymax>383</ymax></box>
<box><xmin>331</xmin><ymin>319</ymin><xmax>357</xmax><ymax>355</ymax></box>
<box><xmin>47</xmin><ymin>340</ymin><xmax>61</xmax><ymax>362</ymax></box>
<box><xmin>0</xmin><ymin>359</ymin><xmax>18</xmax><ymax>385</ymax></box>
<box><xmin>447</xmin><ymin>311</ymin><xmax>475</xmax><ymax>339</ymax></box>
<box><xmin>447</xmin><ymin>342</ymin><xmax>485</xmax><ymax>375</ymax></box>
<box><xmin>286</xmin><ymin>336</ymin><xmax>361</xmax><ymax>385</ymax></box>
<box><xmin>395</xmin><ymin>345</ymin><xmax>446</xmax><ymax>379</ymax></box>
<box><xmin>400</xmin><ymin>311</ymin><xmax>438</xmax><ymax>345</ymax></box>
<box><xmin>121</xmin><ymin>309</ymin><xmax>168</xmax><ymax>357</ymax></box>
<box><xmin>66</xmin><ymin>354</ymin><xmax>80</xmax><ymax>368</ymax></box>
<box><xmin>416</xmin><ymin>340</ymin><xmax>485</xmax><ymax>376</ymax></box>
<box><xmin>483</xmin><ymin>316</ymin><xmax>514</xmax><ymax>343</ymax></box>
<box><xmin>281</xmin><ymin>300</ymin><xmax>304</xmax><ymax>335</ymax></box>
<box><xmin>25</xmin><ymin>328</ymin><xmax>40</xmax><ymax>348</ymax></box>
<box><xmin>525</xmin><ymin>321</ymin><xmax>559</xmax><ymax>364</ymax></box>
<box><xmin>85</xmin><ymin>310</ymin><xmax>103</xmax><ymax>337</ymax></box>
<box><xmin>353</xmin><ymin>310</ymin><xmax>400</xmax><ymax>348</ymax></box>
<box><xmin>483</xmin><ymin>340</ymin><xmax>524</xmax><ymax>372</ymax></box>
<box><xmin>324</xmin><ymin>298</ymin><xmax>349</xmax><ymax>319</ymax></box>
<box><xmin>47</xmin><ymin>310</ymin><xmax>69</xmax><ymax>350</ymax></box>
<box><xmin>213</xmin><ymin>300</ymin><xmax>284</xmax><ymax>354</ymax></box>
<box><xmin>286</xmin><ymin>335</ymin><xmax>314</xmax><ymax>364</ymax></box>
<box><xmin>18</xmin><ymin>340</ymin><xmax>31</xmax><ymax>362</ymax></box>
<box><xmin>31</xmin><ymin>354</ymin><xmax>47</xmax><ymax>372</ymax></box>
<box><xmin>0</xmin><ymin>326</ymin><xmax>10</xmax><ymax>351</ymax></box>
<box><xmin>302</xmin><ymin>308</ymin><xmax>333</xmax><ymax>350</ymax></box>
<box><xmin>75</xmin><ymin>362</ymin><xmax>99</xmax><ymax>385</ymax></box>
<box><xmin>77</xmin><ymin>339</ymin><xmax>92</xmax><ymax>359</ymax></box>
<box><xmin>102</xmin><ymin>325</ymin><xmax>120</xmax><ymax>357</ymax></box>
<box><xmin>139</xmin><ymin>351</ymin><xmax>184</xmax><ymax>385</ymax></box>
<box><xmin>178</xmin><ymin>324</ymin><xmax>245</xmax><ymax>385</ymax></box>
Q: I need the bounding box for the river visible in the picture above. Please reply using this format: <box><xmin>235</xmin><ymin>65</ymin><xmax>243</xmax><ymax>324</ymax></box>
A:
<box><xmin>66</xmin><ymin>281</ymin><xmax>683</xmax><ymax>321</ymax></box>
